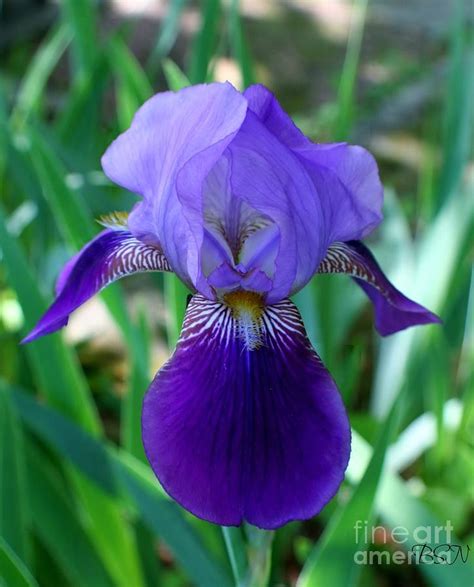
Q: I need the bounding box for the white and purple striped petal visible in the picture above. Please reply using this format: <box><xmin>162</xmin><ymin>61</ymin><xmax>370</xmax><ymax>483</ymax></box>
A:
<box><xmin>142</xmin><ymin>293</ymin><xmax>350</xmax><ymax>529</ymax></box>
<box><xmin>23</xmin><ymin>227</ymin><xmax>171</xmax><ymax>343</ymax></box>
<box><xmin>318</xmin><ymin>241</ymin><xmax>441</xmax><ymax>335</ymax></box>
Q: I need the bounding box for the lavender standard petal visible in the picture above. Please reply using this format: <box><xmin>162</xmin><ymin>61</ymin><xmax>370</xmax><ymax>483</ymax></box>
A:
<box><xmin>245</xmin><ymin>84</ymin><xmax>383</xmax><ymax>243</ymax></box>
<box><xmin>142</xmin><ymin>294</ymin><xmax>351</xmax><ymax>529</ymax></box>
<box><xmin>318</xmin><ymin>240</ymin><xmax>441</xmax><ymax>335</ymax></box>
<box><xmin>222</xmin><ymin>111</ymin><xmax>329</xmax><ymax>301</ymax></box>
<box><xmin>101</xmin><ymin>83</ymin><xmax>248</xmax><ymax>296</ymax></box>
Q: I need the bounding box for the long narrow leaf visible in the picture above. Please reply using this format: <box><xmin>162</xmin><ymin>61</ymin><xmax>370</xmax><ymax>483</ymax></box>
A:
<box><xmin>11</xmin><ymin>23</ymin><xmax>72</xmax><ymax>127</ymax></box>
<box><xmin>372</xmin><ymin>185</ymin><xmax>474</xmax><ymax>415</ymax></box>
<box><xmin>61</xmin><ymin>0</ymin><xmax>97</xmax><ymax>79</ymax></box>
<box><xmin>55</xmin><ymin>53</ymin><xmax>110</xmax><ymax>160</ymax></box>
<box><xmin>0</xmin><ymin>537</ymin><xmax>38</xmax><ymax>587</ymax></box>
<box><xmin>27</xmin><ymin>448</ymin><xmax>115</xmax><ymax>587</ymax></box>
<box><xmin>222</xmin><ymin>527</ymin><xmax>247</xmax><ymax>586</ymax></box>
<box><xmin>117</xmin><ymin>461</ymin><xmax>233</xmax><ymax>587</ymax></box>
<box><xmin>10</xmin><ymin>383</ymin><xmax>118</xmax><ymax>495</ymax></box>
<box><xmin>188</xmin><ymin>0</ymin><xmax>222</xmax><ymax>83</ymax></box>
<box><xmin>437</xmin><ymin>4</ymin><xmax>473</xmax><ymax>206</ymax></box>
<box><xmin>0</xmin><ymin>205</ymin><xmax>145</xmax><ymax>587</ymax></box>
<box><xmin>147</xmin><ymin>0</ymin><xmax>189</xmax><ymax>75</ymax></box>
<box><xmin>10</xmin><ymin>385</ymin><xmax>234</xmax><ymax>587</ymax></box>
<box><xmin>0</xmin><ymin>385</ymin><xmax>30</xmax><ymax>565</ymax></box>
<box><xmin>162</xmin><ymin>58</ymin><xmax>191</xmax><ymax>91</ymax></box>
<box><xmin>107</xmin><ymin>36</ymin><xmax>153</xmax><ymax>130</ymax></box>
<box><xmin>227</xmin><ymin>0</ymin><xmax>255</xmax><ymax>88</ymax></box>
<box><xmin>0</xmin><ymin>204</ymin><xmax>99</xmax><ymax>431</ymax></box>
<box><xmin>334</xmin><ymin>0</ymin><xmax>369</xmax><ymax>140</ymax></box>
<box><xmin>346</xmin><ymin>431</ymin><xmax>474</xmax><ymax>586</ymax></box>
<box><xmin>298</xmin><ymin>397</ymin><xmax>401</xmax><ymax>587</ymax></box>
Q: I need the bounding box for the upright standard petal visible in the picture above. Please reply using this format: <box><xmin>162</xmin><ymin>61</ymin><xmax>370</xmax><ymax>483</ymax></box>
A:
<box><xmin>245</xmin><ymin>84</ymin><xmax>383</xmax><ymax>243</ymax></box>
<box><xmin>317</xmin><ymin>241</ymin><xmax>441</xmax><ymax>335</ymax></box>
<box><xmin>23</xmin><ymin>228</ymin><xmax>171</xmax><ymax>343</ymax></box>
<box><xmin>142</xmin><ymin>293</ymin><xmax>351</xmax><ymax>529</ymax></box>
<box><xmin>101</xmin><ymin>83</ymin><xmax>248</xmax><ymax>296</ymax></box>
<box><xmin>221</xmin><ymin>111</ymin><xmax>329</xmax><ymax>302</ymax></box>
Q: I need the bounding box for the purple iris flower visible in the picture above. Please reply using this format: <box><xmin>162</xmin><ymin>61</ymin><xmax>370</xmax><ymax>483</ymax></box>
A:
<box><xmin>24</xmin><ymin>83</ymin><xmax>440</xmax><ymax>529</ymax></box>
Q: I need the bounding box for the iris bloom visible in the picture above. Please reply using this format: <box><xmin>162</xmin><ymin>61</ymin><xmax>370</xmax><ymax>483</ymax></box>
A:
<box><xmin>25</xmin><ymin>83</ymin><xmax>440</xmax><ymax>529</ymax></box>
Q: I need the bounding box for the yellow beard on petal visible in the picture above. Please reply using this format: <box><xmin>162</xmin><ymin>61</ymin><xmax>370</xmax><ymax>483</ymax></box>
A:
<box><xmin>97</xmin><ymin>211</ymin><xmax>129</xmax><ymax>230</ymax></box>
<box><xmin>223</xmin><ymin>290</ymin><xmax>265</xmax><ymax>350</ymax></box>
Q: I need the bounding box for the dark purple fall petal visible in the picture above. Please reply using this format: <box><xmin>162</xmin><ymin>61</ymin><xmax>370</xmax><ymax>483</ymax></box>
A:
<box><xmin>317</xmin><ymin>241</ymin><xmax>441</xmax><ymax>336</ymax></box>
<box><xmin>23</xmin><ymin>229</ymin><xmax>171</xmax><ymax>343</ymax></box>
<box><xmin>142</xmin><ymin>295</ymin><xmax>351</xmax><ymax>529</ymax></box>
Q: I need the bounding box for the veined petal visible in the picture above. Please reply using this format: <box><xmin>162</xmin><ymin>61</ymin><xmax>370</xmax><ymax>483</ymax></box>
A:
<box><xmin>245</xmin><ymin>84</ymin><xmax>383</xmax><ymax>242</ymax></box>
<box><xmin>244</xmin><ymin>84</ymin><xmax>313</xmax><ymax>151</ymax></box>
<box><xmin>207</xmin><ymin>263</ymin><xmax>273</xmax><ymax>295</ymax></box>
<box><xmin>101</xmin><ymin>83</ymin><xmax>246</xmax><ymax>199</ymax></box>
<box><xmin>101</xmin><ymin>82</ymin><xmax>248</xmax><ymax>295</ymax></box>
<box><xmin>318</xmin><ymin>241</ymin><xmax>441</xmax><ymax>336</ymax></box>
<box><xmin>201</xmin><ymin>155</ymin><xmax>276</xmax><ymax>270</ymax></box>
<box><xmin>142</xmin><ymin>294</ymin><xmax>350</xmax><ymax>529</ymax></box>
<box><xmin>224</xmin><ymin>111</ymin><xmax>328</xmax><ymax>302</ymax></box>
<box><xmin>298</xmin><ymin>144</ymin><xmax>383</xmax><ymax>242</ymax></box>
<box><xmin>23</xmin><ymin>229</ymin><xmax>171</xmax><ymax>343</ymax></box>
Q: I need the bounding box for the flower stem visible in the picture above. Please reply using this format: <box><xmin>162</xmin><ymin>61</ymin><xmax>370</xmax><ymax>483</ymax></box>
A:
<box><xmin>222</xmin><ymin>526</ymin><xmax>247</xmax><ymax>586</ymax></box>
<box><xmin>222</xmin><ymin>525</ymin><xmax>274</xmax><ymax>587</ymax></box>
<box><xmin>244</xmin><ymin>525</ymin><xmax>274</xmax><ymax>587</ymax></box>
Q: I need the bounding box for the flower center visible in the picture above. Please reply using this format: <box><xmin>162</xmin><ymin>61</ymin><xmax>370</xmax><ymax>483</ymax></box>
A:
<box><xmin>224</xmin><ymin>290</ymin><xmax>264</xmax><ymax>318</ymax></box>
<box><xmin>223</xmin><ymin>290</ymin><xmax>265</xmax><ymax>350</ymax></box>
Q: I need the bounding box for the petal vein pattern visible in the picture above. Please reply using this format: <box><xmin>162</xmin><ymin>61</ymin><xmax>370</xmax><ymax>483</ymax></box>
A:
<box><xmin>23</xmin><ymin>228</ymin><xmax>171</xmax><ymax>343</ymax></box>
<box><xmin>142</xmin><ymin>294</ymin><xmax>351</xmax><ymax>529</ymax></box>
<box><xmin>317</xmin><ymin>240</ymin><xmax>441</xmax><ymax>335</ymax></box>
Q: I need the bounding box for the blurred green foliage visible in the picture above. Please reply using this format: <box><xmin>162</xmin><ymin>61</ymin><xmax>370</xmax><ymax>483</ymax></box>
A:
<box><xmin>0</xmin><ymin>1</ymin><xmax>473</xmax><ymax>586</ymax></box>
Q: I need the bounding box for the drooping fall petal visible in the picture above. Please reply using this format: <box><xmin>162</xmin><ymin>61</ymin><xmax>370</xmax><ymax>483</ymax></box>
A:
<box><xmin>317</xmin><ymin>240</ymin><xmax>441</xmax><ymax>335</ymax></box>
<box><xmin>142</xmin><ymin>294</ymin><xmax>351</xmax><ymax>529</ymax></box>
<box><xmin>23</xmin><ymin>228</ymin><xmax>171</xmax><ymax>343</ymax></box>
